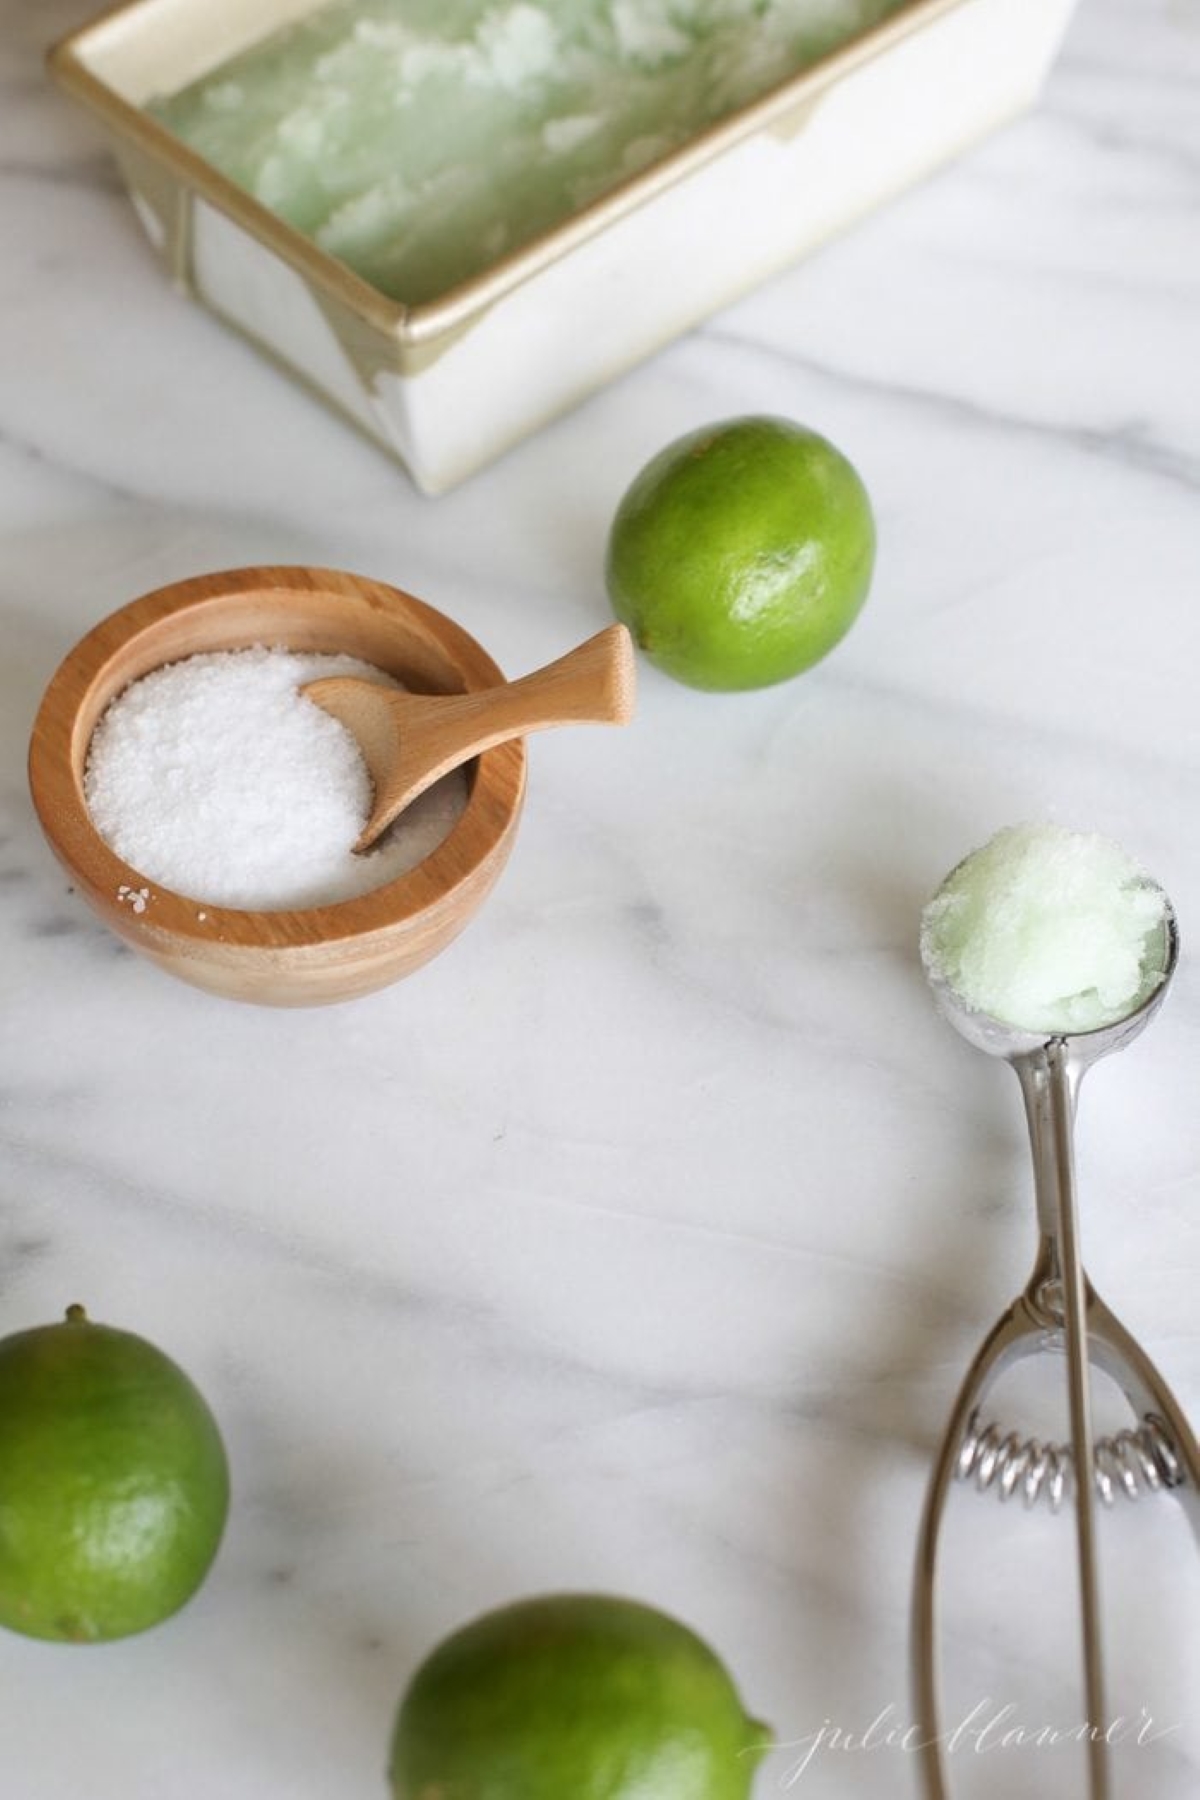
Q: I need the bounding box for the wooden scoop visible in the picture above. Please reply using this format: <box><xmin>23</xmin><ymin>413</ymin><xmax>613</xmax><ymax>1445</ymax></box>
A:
<box><xmin>303</xmin><ymin>623</ymin><xmax>635</xmax><ymax>853</ymax></box>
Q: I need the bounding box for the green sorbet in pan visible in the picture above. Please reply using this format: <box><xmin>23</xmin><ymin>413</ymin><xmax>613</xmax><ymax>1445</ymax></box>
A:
<box><xmin>151</xmin><ymin>0</ymin><xmax>908</xmax><ymax>304</ymax></box>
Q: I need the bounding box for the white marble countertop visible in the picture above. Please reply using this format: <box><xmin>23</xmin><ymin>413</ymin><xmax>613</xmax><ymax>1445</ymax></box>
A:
<box><xmin>2</xmin><ymin>1</ymin><xmax>1197</xmax><ymax>1795</ymax></box>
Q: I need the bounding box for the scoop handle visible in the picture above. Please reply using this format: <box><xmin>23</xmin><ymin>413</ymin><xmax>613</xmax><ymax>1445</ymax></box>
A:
<box><xmin>1019</xmin><ymin>1043</ymin><xmax>1109</xmax><ymax>1800</ymax></box>
<box><xmin>431</xmin><ymin>623</ymin><xmax>635</xmax><ymax>744</ymax></box>
<box><xmin>306</xmin><ymin>624</ymin><xmax>635</xmax><ymax>852</ymax></box>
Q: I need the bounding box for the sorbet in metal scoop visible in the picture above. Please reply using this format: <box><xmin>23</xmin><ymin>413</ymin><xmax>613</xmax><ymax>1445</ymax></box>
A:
<box><xmin>920</xmin><ymin>821</ymin><xmax>1169</xmax><ymax>1036</ymax></box>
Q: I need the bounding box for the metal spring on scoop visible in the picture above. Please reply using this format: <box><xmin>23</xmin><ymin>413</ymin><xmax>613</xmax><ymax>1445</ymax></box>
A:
<box><xmin>956</xmin><ymin>1409</ymin><xmax>1183</xmax><ymax>1512</ymax></box>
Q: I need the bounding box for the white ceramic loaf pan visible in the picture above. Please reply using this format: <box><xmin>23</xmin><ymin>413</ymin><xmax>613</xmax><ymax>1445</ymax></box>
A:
<box><xmin>50</xmin><ymin>0</ymin><xmax>1078</xmax><ymax>493</ymax></box>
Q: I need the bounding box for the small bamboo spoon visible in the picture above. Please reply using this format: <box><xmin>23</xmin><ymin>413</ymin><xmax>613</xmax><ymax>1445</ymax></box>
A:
<box><xmin>304</xmin><ymin>623</ymin><xmax>635</xmax><ymax>854</ymax></box>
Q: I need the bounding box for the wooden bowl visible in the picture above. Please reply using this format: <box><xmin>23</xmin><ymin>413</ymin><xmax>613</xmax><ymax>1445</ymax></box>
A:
<box><xmin>27</xmin><ymin>566</ymin><xmax>526</xmax><ymax>1006</ymax></box>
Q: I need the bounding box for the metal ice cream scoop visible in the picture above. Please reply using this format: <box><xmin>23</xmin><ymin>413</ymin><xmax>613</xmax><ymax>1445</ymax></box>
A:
<box><xmin>912</xmin><ymin>859</ymin><xmax>1198</xmax><ymax>1800</ymax></box>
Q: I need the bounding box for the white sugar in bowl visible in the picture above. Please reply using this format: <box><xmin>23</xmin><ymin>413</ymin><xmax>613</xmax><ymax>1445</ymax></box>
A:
<box><xmin>28</xmin><ymin>566</ymin><xmax>527</xmax><ymax>1005</ymax></box>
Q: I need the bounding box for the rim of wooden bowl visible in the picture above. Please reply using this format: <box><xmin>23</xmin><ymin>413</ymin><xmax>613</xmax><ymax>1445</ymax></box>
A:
<box><xmin>27</xmin><ymin>566</ymin><xmax>526</xmax><ymax>983</ymax></box>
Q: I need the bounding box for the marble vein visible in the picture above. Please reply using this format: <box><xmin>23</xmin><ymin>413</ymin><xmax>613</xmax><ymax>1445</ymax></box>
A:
<box><xmin>701</xmin><ymin>328</ymin><xmax>1200</xmax><ymax>494</ymax></box>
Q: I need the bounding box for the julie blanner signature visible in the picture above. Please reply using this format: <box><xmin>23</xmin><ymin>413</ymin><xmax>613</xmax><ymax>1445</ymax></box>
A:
<box><xmin>761</xmin><ymin>1701</ymin><xmax>1184</xmax><ymax>1785</ymax></box>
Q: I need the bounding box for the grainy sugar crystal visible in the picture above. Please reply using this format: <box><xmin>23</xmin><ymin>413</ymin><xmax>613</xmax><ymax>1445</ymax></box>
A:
<box><xmin>921</xmin><ymin>823</ymin><xmax>1169</xmax><ymax>1035</ymax></box>
<box><xmin>84</xmin><ymin>646</ymin><xmax>466</xmax><ymax>909</ymax></box>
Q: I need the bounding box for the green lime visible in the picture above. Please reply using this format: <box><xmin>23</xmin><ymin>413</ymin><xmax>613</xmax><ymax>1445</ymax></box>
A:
<box><xmin>0</xmin><ymin>1304</ymin><xmax>230</xmax><ymax>1643</ymax></box>
<box><xmin>606</xmin><ymin>414</ymin><xmax>876</xmax><ymax>691</ymax></box>
<box><xmin>389</xmin><ymin>1592</ymin><xmax>771</xmax><ymax>1800</ymax></box>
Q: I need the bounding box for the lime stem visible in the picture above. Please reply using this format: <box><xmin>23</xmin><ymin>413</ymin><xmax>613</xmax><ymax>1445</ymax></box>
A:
<box><xmin>744</xmin><ymin>1717</ymin><xmax>775</xmax><ymax>1763</ymax></box>
<box><xmin>65</xmin><ymin>1303</ymin><xmax>89</xmax><ymax>1324</ymax></box>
